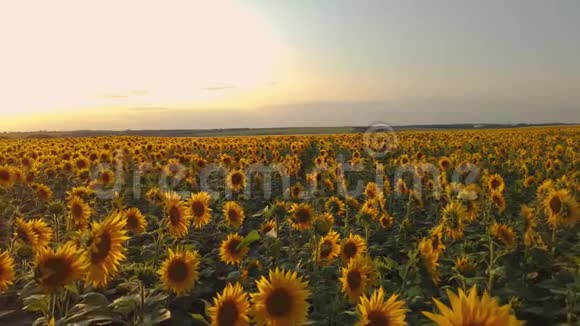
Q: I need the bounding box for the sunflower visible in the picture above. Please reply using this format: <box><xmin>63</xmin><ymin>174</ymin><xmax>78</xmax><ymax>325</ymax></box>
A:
<box><xmin>260</xmin><ymin>220</ymin><xmax>277</xmax><ymax>238</ymax></box>
<box><xmin>487</xmin><ymin>174</ymin><xmax>505</xmax><ymax>193</ymax></box>
<box><xmin>395</xmin><ymin>178</ymin><xmax>409</xmax><ymax>196</ymax></box>
<box><xmin>288</xmin><ymin>182</ymin><xmax>304</xmax><ymax>200</ymax></box>
<box><xmin>523</xmin><ymin>176</ymin><xmax>536</xmax><ymax>188</ymax></box>
<box><xmin>429</xmin><ymin>224</ymin><xmax>446</xmax><ymax>255</ymax></box>
<box><xmin>35</xmin><ymin>242</ymin><xmax>88</xmax><ymax>292</ymax></box>
<box><xmin>346</xmin><ymin>196</ymin><xmax>361</xmax><ymax>210</ymax></box>
<box><xmin>0</xmin><ymin>250</ymin><xmax>15</xmax><ymax>292</ymax></box>
<box><xmin>418</xmin><ymin>238</ymin><xmax>441</xmax><ymax>285</ymax></box>
<box><xmin>188</xmin><ymin>192</ymin><xmax>212</xmax><ymax>229</ymax></box>
<box><xmin>0</xmin><ymin>166</ymin><xmax>14</xmax><ymax>188</ymax></box>
<box><xmin>251</xmin><ymin>268</ymin><xmax>310</xmax><ymax>326</ymax></box>
<box><xmin>316</xmin><ymin>230</ymin><xmax>340</xmax><ymax>266</ymax></box>
<box><xmin>124</xmin><ymin>207</ymin><xmax>147</xmax><ymax>234</ymax></box>
<box><xmin>379</xmin><ymin>214</ymin><xmax>394</xmax><ymax>228</ymax></box>
<box><xmin>164</xmin><ymin>192</ymin><xmax>191</xmax><ymax>238</ymax></box>
<box><xmin>441</xmin><ymin>201</ymin><xmax>467</xmax><ymax>241</ymax></box>
<box><xmin>66</xmin><ymin>186</ymin><xmax>93</xmax><ymax>201</ymax></box>
<box><xmin>490</xmin><ymin>223</ymin><xmax>516</xmax><ymax>247</ymax></box>
<box><xmin>543</xmin><ymin>189</ymin><xmax>579</xmax><ymax>228</ymax></box>
<box><xmin>29</xmin><ymin>218</ymin><xmax>53</xmax><ymax>250</ymax></box>
<box><xmin>314</xmin><ymin>212</ymin><xmax>334</xmax><ymax>235</ymax></box>
<box><xmin>158</xmin><ymin>247</ymin><xmax>201</xmax><ymax>296</ymax></box>
<box><xmin>520</xmin><ymin>205</ymin><xmax>546</xmax><ymax>249</ymax></box>
<box><xmin>364</xmin><ymin>182</ymin><xmax>380</xmax><ymax>200</ymax></box>
<box><xmin>270</xmin><ymin>201</ymin><xmax>289</xmax><ymax>218</ymax></box>
<box><xmin>223</xmin><ymin>201</ymin><xmax>245</xmax><ymax>229</ymax></box>
<box><xmin>208</xmin><ymin>282</ymin><xmax>251</xmax><ymax>326</ymax></box>
<box><xmin>85</xmin><ymin>212</ymin><xmax>128</xmax><ymax>288</ymax></box>
<box><xmin>356</xmin><ymin>287</ymin><xmax>408</xmax><ymax>326</ymax></box>
<box><xmin>340</xmin><ymin>233</ymin><xmax>367</xmax><ymax>263</ymax></box>
<box><xmin>423</xmin><ymin>286</ymin><xmax>523</xmax><ymax>326</ymax></box>
<box><xmin>358</xmin><ymin>201</ymin><xmax>380</xmax><ymax>222</ymax></box>
<box><xmin>226</xmin><ymin>170</ymin><xmax>246</xmax><ymax>193</ymax></box>
<box><xmin>438</xmin><ymin>156</ymin><xmax>452</xmax><ymax>171</ymax></box>
<box><xmin>289</xmin><ymin>203</ymin><xmax>314</xmax><ymax>231</ymax></box>
<box><xmin>454</xmin><ymin>255</ymin><xmax>475</xmax><ymax>276</ymax></box>
<box><xmin>219</xmin><ymin>233</ymin><xmax>249</xmax><ymax>265</ymax></box>
<box><xmin>325</xmin><ymin>196</ymin><xmax>346</xmax><ymax>218</ymax></box>
<box><xmin>464</xmin><ymin>199</ymin><xmax>480</xmax><ymax>223</ymax></box>
<box><xmin>33</xmin><ymin>183</ymin><xmax>53</xmax><ymax>201</ymax></box>
<box><xmin>14</xmin><ymin>217</ymin><xmax>39</xmax><ymax>248</ymax></box>
<box><xmin>68</xmin><ymin>196</ymin><xmax>92</xmax><ymax>231</ymax></box>
<box><xmin>145</xmin><ymin>187</ymin><xmax>164</xmax><ymax>205</ymax></box>
<box><xmin>340</xmin><ymin>256</ymin><xmax>377</xmax><ymax>302</ymax></box>
<box><xmin>490</xmin><ymin>191</ymin><xmax>506</xmax><ymax>213</ymax></box>
<box><xmin>536</xmin><ymin>179</ymin><xmax>555</xmax><ymax>199</ymax></box>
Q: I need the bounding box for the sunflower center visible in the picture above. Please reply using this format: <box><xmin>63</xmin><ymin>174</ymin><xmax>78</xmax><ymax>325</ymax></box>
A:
<box><xmin>227</xmin><ymin>239</ymin><xmax>241</xmax><ymax>254</ymax></box>
<box><xmin>295</xmin><ymin>208</ymin><xmax>311</xmax><ymax>224</ymax></box>
<box><xmin>549</xmin><ymin>196</ymin><xmax>562</xmax><ymax>214</ymax></box>
<box><xmin>498</xmin><ymin>229</ymin><xmax>513</xmax><ymax>245</ymax></box>
<box><xmin>71</xmin><ymin>203</ymin><xmax>84</xmax><ymax>218</ymax></box>
<box><xmin>366</xmin><ymin>310</ymin><xmax>389</xmax><ymax>326</ymax></box>
<box><xmin>217</xmin><ymin>299</ymin><xmax>239</xmax><ymax>325</ymax></box>
<box><xmin>266</xmin><ymin>288</ymin><xmax>293</xmax><ymax>317</ymax></box>
<box><xmin>490</xmin><ymin>179</ymin><xmax>500</xmax><ymax>189</ymax></box>
<box><xmin>91</xmin><ymin>232</ymin><xmax>112</xmax><ymax>264</ymax></box>
<box><xmin>231</xmin><ymin>173</ymin><xmax>243</xmax><ymax>186</ymax></box>
<box><xmin>126</xmin><ymin>214</ymin><xmax>139</xmax><ymax>230</ymax></box>
<box><xmin>347</xmin><ymin>270</ymin><xmax>362</xmax><ymax>290</ymax></box>
<box><xmin>343</xmin><ymin>242</ymin><xmax>357</xmax><ymax>258</ymax></box>
<box><xmin>191</xmin><ymin>201</ymin><xmax>205</xmax><ymax>217</ymax></box>
<box><xmin>168</xmin><ymin>260</ymin><xmax>189</xmax><ymax>283</ymax></box>
<box><xmin>102</xmin><ymin>172</ymin><xmax>112</xmax><ymax>184</ymax></box>
<box><xmin>41</xmin><ymin>257</ymin><xmax>70</xmax><ymax>286</ymax></box>
<box><xmin>0</xmin><ymin>170</ymin><xmax>10</xmax><ymax>182</ymax></box>
<box><xmin>227</xmin><ymin>209</ymin><xmax>240</xmax><ymax>224</ymax></box>
<box><xmin>169</xmin><ymin>206</ymin><xmax>182</xmax><ymax>226</ymax></box>
<box><xmin>320</xmin><ymin>242</ymin><xmax>333</xmax><ymax>259</ymax></box>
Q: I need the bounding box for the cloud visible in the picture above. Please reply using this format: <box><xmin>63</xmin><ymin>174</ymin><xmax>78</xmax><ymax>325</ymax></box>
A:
<box><xmin>203</xmin><ymin>86</ymin><xmax>236</xmax><ymax>91</ymax></box>
<box><xmin>124</xmin><ymin>106</ymin><xmax>170</xmax><ymax>112</ymax></box>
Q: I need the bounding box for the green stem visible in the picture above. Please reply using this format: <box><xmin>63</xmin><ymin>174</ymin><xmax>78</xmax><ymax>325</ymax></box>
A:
<box><xmin>152</xmin><ymin>227</ymin><xmax>164</xmax><ymax>269</ymax></box>
<box><xmin>49</xmin><ymin>292</ymin><xmax>57</xmax><ymax>323</ymax></box>
<box><xmin>487</xmin><ymin>237</ymin><xmax>495</xmax><ymax>294</ymax></box>
<box><xmin>550</xmin><ymin>226</ymin><xmax>557</xmax><ymax>257</ymax></box>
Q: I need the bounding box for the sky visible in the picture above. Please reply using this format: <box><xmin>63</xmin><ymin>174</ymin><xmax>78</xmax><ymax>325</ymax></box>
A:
<box><xmin>0</xmin><ymin>0</ymin><xmax>579</xmax><ymax>131</ymax></box>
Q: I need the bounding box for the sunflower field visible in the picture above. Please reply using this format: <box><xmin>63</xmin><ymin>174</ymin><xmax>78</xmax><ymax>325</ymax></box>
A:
<box><xmin>0</xmin><ymin>126</ymin><xmax>578</xmax><ymax>325</ymax></box>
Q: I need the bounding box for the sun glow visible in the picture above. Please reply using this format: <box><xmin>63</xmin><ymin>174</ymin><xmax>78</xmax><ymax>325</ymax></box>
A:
<box><xmin>0</xmin><ymin>0</ymin><xmax>289</xmax><ymax>124</ymax></box>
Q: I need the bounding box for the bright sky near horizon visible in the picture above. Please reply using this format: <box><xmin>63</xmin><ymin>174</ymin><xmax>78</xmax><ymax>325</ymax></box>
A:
<box><xmin>0</xmin><ymin>0</ymin><xmax>579</xmax><ymax>131</ymax></box>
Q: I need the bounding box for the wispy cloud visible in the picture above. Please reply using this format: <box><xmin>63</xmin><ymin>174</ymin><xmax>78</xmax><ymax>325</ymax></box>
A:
<box><xmin>125</xmin><ymin>106</ymin><xmax>169</xmax><ymax>112</ymax></box>
<box><xmin>203</xmin><ymin>86</ymin><xmax>236</xmax><ymax>91</ymax></box>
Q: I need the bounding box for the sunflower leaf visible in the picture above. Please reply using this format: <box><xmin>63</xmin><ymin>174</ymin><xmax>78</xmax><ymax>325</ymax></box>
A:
<box><xmin>236</xmin><ymin>230</ymin><xmax>261</xmax><ymax>250</ymax></box>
